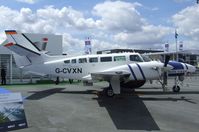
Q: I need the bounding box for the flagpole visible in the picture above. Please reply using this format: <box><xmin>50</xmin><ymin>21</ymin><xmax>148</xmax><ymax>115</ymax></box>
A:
<box><xmin>174</xmin><ymin>29</ymin><xmax>178</xmax><ymax>91</ymax></box>
<box><xmin>175</xmin><ymin>29</ymin><xmax>178</xmax><ymax>61</ymax></box>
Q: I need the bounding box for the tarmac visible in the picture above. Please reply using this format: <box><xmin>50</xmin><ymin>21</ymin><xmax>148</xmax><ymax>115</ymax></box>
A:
<box><xmin>2</xmin><ymin>76</ymin><xmax>199</xmax><ymax>132</ymax></box>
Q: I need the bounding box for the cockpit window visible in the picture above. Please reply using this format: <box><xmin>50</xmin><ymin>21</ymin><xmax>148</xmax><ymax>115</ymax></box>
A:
<box><xmin>129</xmin><ymin>55</ymin><xmax>143</xmax><ymax>62</ymax></box>
<box><xmin>141</xmin><ymin>55</ymin><xmax>152</xmax><ymax>62</ymax></box>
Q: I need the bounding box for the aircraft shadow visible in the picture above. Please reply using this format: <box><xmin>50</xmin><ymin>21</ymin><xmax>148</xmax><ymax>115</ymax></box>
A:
<box><xmin>25</xmin><ymin>87</ymin><xmax>197</xmax><ymax>130</ymax></box>
<box><xmin>93</xmin><ymin>94</ymin><xmax>160</xmax><ymax>130</ymax></box>
<box><xmin>135</xmin><ymin>91</ymin><xmax>199</xmax><ymax>95</ymax></box>
<box><xmin>26</xmin><ymin>88</ymin><xmax>65</xmax><ymax>100</ymax></box>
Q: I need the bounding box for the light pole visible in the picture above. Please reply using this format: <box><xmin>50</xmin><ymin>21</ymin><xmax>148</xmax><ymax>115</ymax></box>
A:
<box><xmin>175</xmin><ymin>29</ymin><xmax>178</xmax><ymax>61</ymax></box>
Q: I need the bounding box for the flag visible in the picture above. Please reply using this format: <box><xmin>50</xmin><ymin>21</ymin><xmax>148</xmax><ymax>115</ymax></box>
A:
<box><xmin>165</xmin><ymin>43</ymin><xmax>169</xmax><ymax>52</ymax></box>
<box><xmin>84</xmin><ymin>37</ymin><xmax>92</xmax><ymax>54</ymax></box>
<box><xmin>175</xmin><ymin>29</ymin><xmax>178</xmax><ymax>39</ymax></box>
<box><xmin>85</xmin><ymin>40</ymin><xmax>91</xmax><ymax>45</ymax></box>
<box><xmin>179</xmin><ymin>41</ymin><xmax>183</xmax><ymax>51</ymax></box>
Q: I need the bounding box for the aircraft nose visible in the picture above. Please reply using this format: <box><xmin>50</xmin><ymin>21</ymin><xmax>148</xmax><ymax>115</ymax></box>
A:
<box><xmin>167</xmin><ymin>64</ymin><xmax>173</xmax><ymax>70</ymax></box>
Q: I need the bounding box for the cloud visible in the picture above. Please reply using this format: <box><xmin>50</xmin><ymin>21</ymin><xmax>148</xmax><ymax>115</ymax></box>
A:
<box><xmin>92</xmin><ymin>1</ymin><xmax>172</xmax><ymax>49</ymax></box>
<box><xmin>93</xmin><ymin>1</ymin><xmax>144</xmax><ymax>32</ymax></box>
<box><xmin>0</xmin><ymin>32</ymin><xmax>6</xmax><ymax>44</ymax></box>
<box><xmin>16</xmin><ymin>0</ymin><xmax>37</xmax><ymax>4</ymax></box>
<box><xmin>0</xmin><ymin>5</ymin><xmax>97</xmax><ymax>33</ymax></box>
<box><xmin>172</xmin><ymin>5</ymin><xmax>199</xmax><ymax>41</ymax></box>
<box><xmin>92</xmin><ymin>39</ymin><xmax>125</xmax><ymax>51</ymax></box>
<box><xmin>112</xmin><ymin>21</ymin><xmax>172</xmax><ymax>50</ymax></box>
<box><xmin>0</xmin><ymin>1</ymin><xmax>173</xmax><ymax>53</ymax></box>
<box><xmin>37</xmin><ymin>6</ymin><xmax>97</xmax><ymax>30</ymax></box>
<box><xmin>62</xmin><ymin>33</ymin><xmax>125</xmax><ymax>56</ymax></box>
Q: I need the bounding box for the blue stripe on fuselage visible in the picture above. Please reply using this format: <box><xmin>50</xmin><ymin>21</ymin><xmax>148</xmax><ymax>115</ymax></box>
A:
<box><xmin>185</xmin><ymin>63</ymin><xmax>188</xmax><ymax>70</ymax></box>
<box><xmin>127</xmin><ymin>64</ymin><xmax>137</xmax><ymax>80</ymax></box>
<box><xmin>136</xmin><ymin>63</ymin><xmax>146</xmax><ymax>80</ymax></box>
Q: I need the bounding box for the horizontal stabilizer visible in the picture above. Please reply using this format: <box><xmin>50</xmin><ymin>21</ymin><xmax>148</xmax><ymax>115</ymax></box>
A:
<box><xmin>12</xmin><ymin>53</ymin><xmax>31</xmax><ymax>68</ymax></box>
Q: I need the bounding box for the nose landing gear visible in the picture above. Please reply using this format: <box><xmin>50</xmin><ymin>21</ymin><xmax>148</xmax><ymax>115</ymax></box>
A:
<box><xmin>172</xmin><ymin>85</ymin><xmax>180</xmax><ymax>92</ymax></box>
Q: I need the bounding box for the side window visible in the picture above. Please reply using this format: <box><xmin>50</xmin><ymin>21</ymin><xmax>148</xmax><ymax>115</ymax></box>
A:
<box><xmin>71</xmin><ymin>59</ymin><xmax>76</xmax><ymax>63</ymax></box>
<box><xmin>100</xmin><ymin>57</ymin><xmax>112</xmax><ymax>62</ymax></box>
<box><xmin>114</xmin><ymin>56</ymin><xmax>126</xmax><ymax>61</ymax></box>
<box><xmin>89</xmin><ymin>57</ymin><xmax>98</xmax><ymax>63</ymax></box>
<box><xmin>64</xmin><ymin>60</ymin><xmax>70</xmax><ymax>64</ymax></box>
<box><xmin>79</xmin><ymin>58</ymin><xmax>87</xmax><ymax>63</ymax></box>
<box><xmin>130</xmin><ymin>55</ymin><xmax>143</xmax><ymax>62</ymax></box>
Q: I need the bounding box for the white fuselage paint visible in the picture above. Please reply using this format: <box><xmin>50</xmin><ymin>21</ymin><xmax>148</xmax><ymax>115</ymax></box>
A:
<box><xmin>23</xmin><ymin>52</ymin><xmax>196</xmax><ymax>82</ymax></box>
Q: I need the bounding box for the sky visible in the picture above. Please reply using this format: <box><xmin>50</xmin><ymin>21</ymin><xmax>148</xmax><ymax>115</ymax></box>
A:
<box><xmin>0</xmin><ymin>0</ymin><xmax>199</xmax><ymax>55</ymax></box>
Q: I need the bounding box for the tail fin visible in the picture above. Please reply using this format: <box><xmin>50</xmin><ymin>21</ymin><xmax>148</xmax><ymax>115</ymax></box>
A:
<box><xmin>4</xmin><ymin>30</ymin><xmax>41</xmax><ymax>56</ymax></box>
<box><xmin>4</xmin><ymin>30</ymin><xmax>44</xmax><ymax>67</ymax></box>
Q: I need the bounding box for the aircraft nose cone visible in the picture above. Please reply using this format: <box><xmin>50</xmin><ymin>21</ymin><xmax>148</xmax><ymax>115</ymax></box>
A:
<box><xmin>167</xmin><ymin>64</ymin><xmax>173</xmax><ymax>70</ymax></box>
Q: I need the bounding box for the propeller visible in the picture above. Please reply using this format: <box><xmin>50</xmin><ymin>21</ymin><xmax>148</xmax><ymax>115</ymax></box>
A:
<box><xmin>161</xmin><ymin>55</ymin><xmax>172</xmax><ymax>72</ymax></box>
<box><xmin>162</xmin><ymin>55</ymin><xmax>170</xmax><ymax>91</ymax></box>
<box><xmin>164</xmin><ymin>55</ymin><xmax>170</xmax><ymax>67</ymax></box>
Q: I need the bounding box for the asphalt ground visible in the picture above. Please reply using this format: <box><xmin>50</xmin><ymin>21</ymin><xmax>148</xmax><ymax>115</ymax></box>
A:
<box><xmin>2</xmin><ymin>76</ymin><xmax>199</xmax><ymax>132</ymax></box>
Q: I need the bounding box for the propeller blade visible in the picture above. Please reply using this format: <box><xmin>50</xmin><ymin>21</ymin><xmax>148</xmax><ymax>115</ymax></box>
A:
<box><xmin>164</xmin><ymin>55</ymin><xmax>170</xmax><ymax>67</ymax></box>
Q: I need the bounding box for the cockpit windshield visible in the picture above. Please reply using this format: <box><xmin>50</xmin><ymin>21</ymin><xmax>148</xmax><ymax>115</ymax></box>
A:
<box><xmin>141</xmin><ymin>55</ymin><xmax>152</xmax><ymax>62</ymax></box>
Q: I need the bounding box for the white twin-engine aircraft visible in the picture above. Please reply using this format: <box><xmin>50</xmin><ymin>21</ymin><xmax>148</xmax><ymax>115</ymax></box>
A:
<box><xmin>3</xmin><ymin>30</ymin><xmax>196</xmax><ymax>97</ymax></box>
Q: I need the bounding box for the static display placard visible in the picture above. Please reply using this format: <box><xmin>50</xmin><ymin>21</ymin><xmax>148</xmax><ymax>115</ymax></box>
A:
<box><xmin>0</xmin><ymin>93</ymin><xmax>28</xmax><ymax>131</ymax></box>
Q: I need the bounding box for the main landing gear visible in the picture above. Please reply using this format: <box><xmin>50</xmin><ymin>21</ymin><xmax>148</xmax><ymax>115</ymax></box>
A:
<box><xmin>172</xmin><ymin>76</ymin><xmax>181</xmax><ymax>93</ymax></box>
<box><xmin>55</xmin><ymin>77</ymin><xmax>60</xmax><ymax>85</ymax></box>
<box><xmin>172</xmin><ymin>85</ymin><xmax>180</xmax><ymax>92</ymax></box>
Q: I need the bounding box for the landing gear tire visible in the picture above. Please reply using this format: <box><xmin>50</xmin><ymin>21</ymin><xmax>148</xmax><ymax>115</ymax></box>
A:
<box><xmin>172</xmin><ymin>85</ymin><xmax>180</xmax><ymax>93</ymax></box>
<box><xmin>55</xmin><ymin>77</ymin><xmax>60</xmax><ymax>85</ymax></box>
<box><xmin>69</xmin><ymin>79</ymin><xmax>73</xmax><ymax>84</ymax></box>
<box><xmin>106</xmin><ymin>87</ymin><xmax>114</xmax><ymax>97</ymax></box>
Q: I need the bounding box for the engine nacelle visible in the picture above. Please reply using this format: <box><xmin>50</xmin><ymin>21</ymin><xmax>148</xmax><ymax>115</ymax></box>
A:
<box><xmin>168</xmin><ymin>61</ymin><xmax>196</xmax><ymax>77</ymax></box>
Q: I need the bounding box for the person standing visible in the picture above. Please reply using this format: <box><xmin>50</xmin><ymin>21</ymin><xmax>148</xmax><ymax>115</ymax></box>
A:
<box><xmin>1</xmin><ymin>68</ymin><xmax>6</xmax><ymax>85</ymax></box>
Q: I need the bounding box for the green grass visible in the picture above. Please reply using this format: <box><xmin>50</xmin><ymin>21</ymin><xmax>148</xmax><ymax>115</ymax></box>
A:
<box><xmin>0</xmin><ymin>113</ymin><xmax>10</xmax><ymax>123</ymax></box>
<box><xmin>0</xmin><ymin>80</ymin><xmax>81</xmax><ymax>89</ymax></box>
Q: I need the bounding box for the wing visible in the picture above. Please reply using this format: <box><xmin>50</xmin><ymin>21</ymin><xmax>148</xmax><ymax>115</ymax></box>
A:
<box><xmin>90</xmin><ymin>71</ymin><xmax>131</xmax><ymax>95</ymax></box>
<box><xmin>91</xmin><ymin>71</ymin><xmax>130</xmax><ymax>82</ymax></box>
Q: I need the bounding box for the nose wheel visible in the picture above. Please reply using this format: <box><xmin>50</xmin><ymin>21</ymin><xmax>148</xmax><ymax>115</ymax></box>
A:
<box><xmin>172</xmin><ymin>85</ymin><xmax>180</xmax><ymax>92</ymax></box>
<box><xmin>105</xmin><ymin>84</ymin><xmax>115</xmax><ymax>97</ymax></box>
